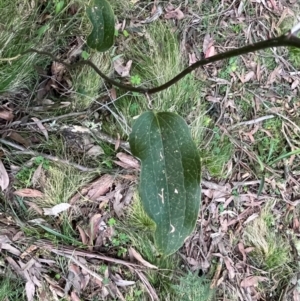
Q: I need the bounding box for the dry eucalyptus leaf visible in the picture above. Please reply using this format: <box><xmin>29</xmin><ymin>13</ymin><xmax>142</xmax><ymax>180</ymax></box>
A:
<box><xmin>129</xmin><ymin>247</ymin><xmax>158</xmax><ymax>269</ymax></box>
<box><xmin>43</xmin><ymin>203</ymin><xmax>71</xmax><ymax>216</ymax></box>
<box><xmin>113</xmin><ymin>58</ymin><xmax>132</xmax><ymax>77</ymax></box>
<box><xmin>244</xmin><ymin>71</ymin><xmax>255</xmax><ymax>83</ymax></box>
<box><xmin>25</xmin><ymin>281</ymin><xmax>35</xmax><ymax>301</ymax></box>
<box><xmin>31</xmin><ymin>163</ymin><xmax>43</xmax><ymax>187</ymax></box>
<box><xmin>116</xmin><ymin>153</ymin><xmax>140</xmax><ymax>170</ymax></box>
<box><xmin>0</xmin><ymin>109</ymin><xmax>14</xmax><ymax>121</ymax></box>
<box><xmin>14</xmin><ymin>188</ymin><xmax>43</xmax><ymax>198</ymax></box>
<box><xmin>31</xmin><ymin>117</ymin><xmax>48</xmax><ymax>141</ymax></box>
<box><xmin>240</xmin><ymin>276</ymin><xmax>268</xmax><ymax>288</ymax></box>
<box><xmin>8</xmin><ymin>131</ymin><xmax>30</xmax><ymax>147</ymax></box>
<box><xmin>164</xmin><ymin>7</ymin><xmax>184</xmax><ymax>20</ymax></box>
<box><xmin>0</xmin><ymin>159</ymin><xmax>9</xmax><ymax>191</ymax></box>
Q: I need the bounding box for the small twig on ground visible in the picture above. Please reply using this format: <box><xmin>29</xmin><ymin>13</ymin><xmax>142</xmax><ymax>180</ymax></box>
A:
<box><xmin>0</xmin><ymin>138</ymin><xmax>95</xmax><ymax>172</ymax></box>
<box><xmin>9</xmin><ymin>112</ymin><xmax>88</xmax><ymax>127</ymax></box>
<box><xmin>228</xmin><ymin>115</ymin><xmax>275</xmax><ymax>129</ymax></box>
<box><xmin>91</xmin><ymin>129</ymin><xmax>130</xmax><ymax>151</ymax></box>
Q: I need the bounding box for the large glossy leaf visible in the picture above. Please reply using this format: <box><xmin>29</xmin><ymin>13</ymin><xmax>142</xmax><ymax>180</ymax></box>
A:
<box><xmin>86</xmin><ymin>0</ymin><xmax>115</xmax><ymax>52</ymax></box>
<box><xmin>129</xmin><ymin>112</ymin><xmax>201</xmax><ymax>256</ymax></box>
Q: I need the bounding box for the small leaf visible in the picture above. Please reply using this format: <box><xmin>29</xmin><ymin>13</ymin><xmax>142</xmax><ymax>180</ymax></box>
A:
<box><xmin>86</xmin><ymin>0</ymin><xmax>115</xmax><ymax>52</ymax></box>
<box><xmin>81</xmin><ymin>50</ymin><xmax>90</xmax><ymax>60</ymax></box>
<box><xmin>55</xmin><ymin>0</ymin><xmax>65</xmax><ymax>14</ymax></box>
<box><xmin>0</xmin><ymin>159</ymin><xmax>9</xmax><ymax>191</ymax></box>
<box><xmin>129</xmin><ymin>112</ymin><xmax>201</xmax><ymax>256</ymax></box>
<box><xmin>43</xmin><ymin>203</ymin><xmax>71</xmax><ymax>216</ymax></box>
<box><xmin>14</xmin><ymin>188</ymin><xmax>43</xmax><ymax>198</ymax></box>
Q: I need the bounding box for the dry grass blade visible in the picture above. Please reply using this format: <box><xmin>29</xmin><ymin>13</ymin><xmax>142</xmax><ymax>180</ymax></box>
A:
<box><xmin>129</xmin><ymin>247</ymin><xmax>158</xmax><ymax>269</ymax></box>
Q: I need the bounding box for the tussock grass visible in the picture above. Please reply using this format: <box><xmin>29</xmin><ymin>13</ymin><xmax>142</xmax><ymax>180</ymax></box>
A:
<box><xmin>0</xmin><ymin>0</ymin><xmax>84</xmax><ymax>95</ymax></box>
<box><xmin>34</xmin><ymin>166</ymin><xmax>94</xmax><ymax>208</ymax></box>
<box><xmin>243</xmin><ymin>200</ymin><xmax>291</xmax><ymax>271</ymax></box>
<box><xmin>0</xmin><ymin>271</ymin><xmax>24</xmax><ymax>301</ymax></box>
<box><xmin>243</xmin><ymin>200</ymin><xmax>293</xmax><ymax>297</ymax></box>
<box><xmin>104</xmin><ymin>22</ymin><xmax>206</xmax><ymax>143</ymax></box>
<box><xmin>72</xmin><ymin>51</ymin><xmax>112</xmax><ymax>110</ymax></box>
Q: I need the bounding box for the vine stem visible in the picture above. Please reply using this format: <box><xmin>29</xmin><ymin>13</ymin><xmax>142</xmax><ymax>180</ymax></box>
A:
<box><xmin>6</xmin><ymin>25</ymin><xmax>300</xmax><ymax>95</ymax></box>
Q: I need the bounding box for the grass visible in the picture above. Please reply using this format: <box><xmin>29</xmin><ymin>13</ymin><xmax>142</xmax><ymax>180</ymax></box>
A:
<box><xmin>0</xmin><ymin>271</ymin><xmax>24</xmax><ymax>301</ymax></box>
<box><xmin>0</xmin><ymin>0</ymin><xmax>86</xmax><ymax>94</ymax></box>
<box><xmin>243</xmin><ymin>200</ymin><xmax>293</xmax><ymax>297</ymax></box>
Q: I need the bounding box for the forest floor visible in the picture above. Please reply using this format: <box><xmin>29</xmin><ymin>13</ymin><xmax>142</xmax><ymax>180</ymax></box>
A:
<box><xmin>1</xmin><ymin>0</ymin><xmax>300</xmax><ymax>300</ymax></box>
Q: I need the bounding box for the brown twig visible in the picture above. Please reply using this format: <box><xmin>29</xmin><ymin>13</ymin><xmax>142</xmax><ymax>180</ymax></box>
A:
<box><xmin>17</xmin><ymin>28</ymin><xmax>300</xmax><ymax>95</ymax></box>
<box><xmin>0</xmin><ymin>138</ymin><xmax>95</xmax><ymax>172</ymax></box>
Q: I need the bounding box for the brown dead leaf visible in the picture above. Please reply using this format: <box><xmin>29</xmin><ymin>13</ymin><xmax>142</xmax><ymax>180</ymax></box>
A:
<box><xmin>205</xmin><ymin>45</ymin><xmax>216</xmax><ymax>58</ymax></box>
<box><xmin>244</xmin><ymin>71</ymin><xmax>255</xmax><ymax>83</ymax></box>
<box><xmin>71</xmin><ymin>291</ymin><xmax>81</xmax><ymax>301</ymax></box>
<box><xmin>31</xmin><ymin>164</ymin><xmax>43</xmax><ymax>188</ymax></box>
<box><xmin>87</xmin><ymin>174</ymin><xmax>114</xmax><ymax>202</ymax></box>
<box><xmin>65</xmin><ymin>264</ymin><xmax>82</xmax><ymax>295</ymax></box>
<box><xmin>129</xmin><ymin>247</ymin><xmax>158</xmax><ymax>269</ymax></box>
<box><xmin>20</xmin><ymin>245</ymin><xmax>38</xmax><ymax>259</ymax></box>
<box><xmin>0</xmin><ymin>159</ymin><xmax>9</xmax><ymax>191</ymax></box>
<box><xmin>189</xmin><ymin>53</ymin><xmax>197</xmax><ymax>66</ymax></box>
<box><xmin>115</xmin><ymin>133</ymin><xmax>121</xmax><ymax>151</ymax></box>
<box><xmin>224</xmin><ymin>256</ymin><xmax>235</xmax><ymax>279</ymax></box>
<box><xmin>114</xmin><ymin>58</ymin><xmax>132</xmax><ymax>77</ymax></box>
<box><xmin>164</xmin><ymin>6</ymin><xmax>184</xmax><ymax>20</ymax></box>
<box><xmin>240</xmin><ymin>276</ymin><xmax>268</xmax><ymax>288</ymax></box>
<box><xmin>116</xmin><ymin>152</ymin><xmax>140</xmax><ymax>170</ymax></box>
<box><xmin>7</xmin><ymin>131</ymin><xmax>31</xmax><ymax>147</ymax></box>
<box><xmin>0</xmin><ymin>109</ymin><xmax>14</xmax><ymax>121</ymax></box>
<box><xmin>13</xmin><ymin>188</ymin><xmax>43</xmax><ymax>198</ymax></box>
<box><xmin>51</xmin><ymin>61</ymin><xmax>65</xmax><ymax>82</ymax></box>
<box><xmin>77</xmin><ymin>225</ymin><xmax>88</xmax><ymax>245</ymax></box>
<box><xmin>31</xmin><ymin>117</ymin><xmax>48</xmax><ymax>141</ymax></box>
<box><xmin>203</xmin><ymin>34</ymin><xmax>213</xmax><ymax>54</ymax></box>
<box><xmin>89</xmin><ymin>213</ymin><xmax>102</xmax><ymax>242</ymax></box>
<box><xmin>1</xmin><ymin>243</ymin><xmax>21</xmax><ymax>256</ymax></box>
<box><xmin>25</xmin><ymin>281</ymin><xmax>35</xmax><ymax>301</ymax></box>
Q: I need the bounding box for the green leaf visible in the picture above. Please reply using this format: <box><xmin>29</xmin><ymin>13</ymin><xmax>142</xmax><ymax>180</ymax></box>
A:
<box><xmin>86</xmin><ymin>0</ymin><xmax>115</xmax><ymax>52</ymax></box>
<box><xmin>129</xmin><ymin>112</ymin><xmax>201</xmax><ymax>256</ymax></box>
<box><xmin>55</xmin><ymin>0</ymin><xmax>65</xmax><ymax>14</ymax></box>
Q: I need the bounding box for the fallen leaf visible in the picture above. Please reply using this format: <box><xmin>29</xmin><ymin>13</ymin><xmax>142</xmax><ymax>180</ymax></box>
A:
<box><xmin>116</xmin><ymin>153</ymin><xmax>140</xmax><ymax>170</ymax></box>
<box><xmin>43</xmin><ymin>203</ymin><xmax>71</xmax><ymax>216</ymax></box>
<box><xmin>141</xmin><ymin>5</ymin><xmax>163</xmax><ymax>23</ymax></box>
<box><xmin>129</xmin><ymin>247</ymin><xmax>158</xmax><ymax>269</ymax></box>
<box><xmin>203</xmin><ymin>33</ymin><xmax>213</xmax><ymax>54</ymax></box>
<box><xmin>240</xmin><ymin>276</ymin><xmax>268</xmax><ymax>288</ymax></box>
<box><xmin>189</xmin><ymin>53</ymin><xmax>197</xmax><ymax>66</ymax></box>
<box><xmin>205</xmin><ymin>45</ymin><xmax>215</xmax><ymax>58</ymax></box>
<box><xmin>25</xmin><ymin>281</ymin><xmax>35</xmax><ymax>301</ymax></box>
<box><xmin>31</xmin><ymin>117</ymin><xmax>48</xmax><ymax>141</ymax></box>
<box><xmin>77</xmin><ymin>225</ymin><xmax>88</xmax><ymax>245</ymax></box>
<box><xmin>0</xmin><ymin>109</ymin><xmax>14</xmax><ymax>121</ymax></box>
<box><xmin>87</xmin><ymin>174</ymin><xmax>114</xmax><ymax>201</ymax></box>
<box><xmin>7</xmin><ymin>131</ymin><xmax>31</xmax><ymax>147</ymax></box>
<box><xmin>224</xmin><ymin>256</ymin><xmax>235</xmax><ymax>279</ymax></box>
<box><xmin>86</xmin><ymin>145</ymin><xmax>104</xmax><ymax>157</ymax></box>
<box><xmin>164</xmin><ymin>6</ymin><xmax>184</xmax><ymax>20</ymax></box>
<box><xmin>71</xmin><ymin>291</ymin><xmax>81</xmax><ymax>301</ymax></box>
<box><xmin>31</xmin><ymin>164</ymin><xmax>43</xmax><ymax>187</ymax></box>
<box><xmin>0</xmin><ymin>159</ymin><xmax>9</xmax><ymax>191</ymax></box>
<box><xmin>113</xmin><ymin>58</ymin><xmax>132</xmax><ymax>77</ymax></box>
<box><xmin>113</xmin><ymin>188</ymin><xmax>124</xmax><ymax>218</ymax></box>
<box><xmin>14</xmin><ymin>188</ymin><xmax>43</xmax><ymax>198</ymax></box>
<box><xmin>244</xmin><ymin>71</ymin><xmax>255</xmax><ymax>83</ymax></box>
